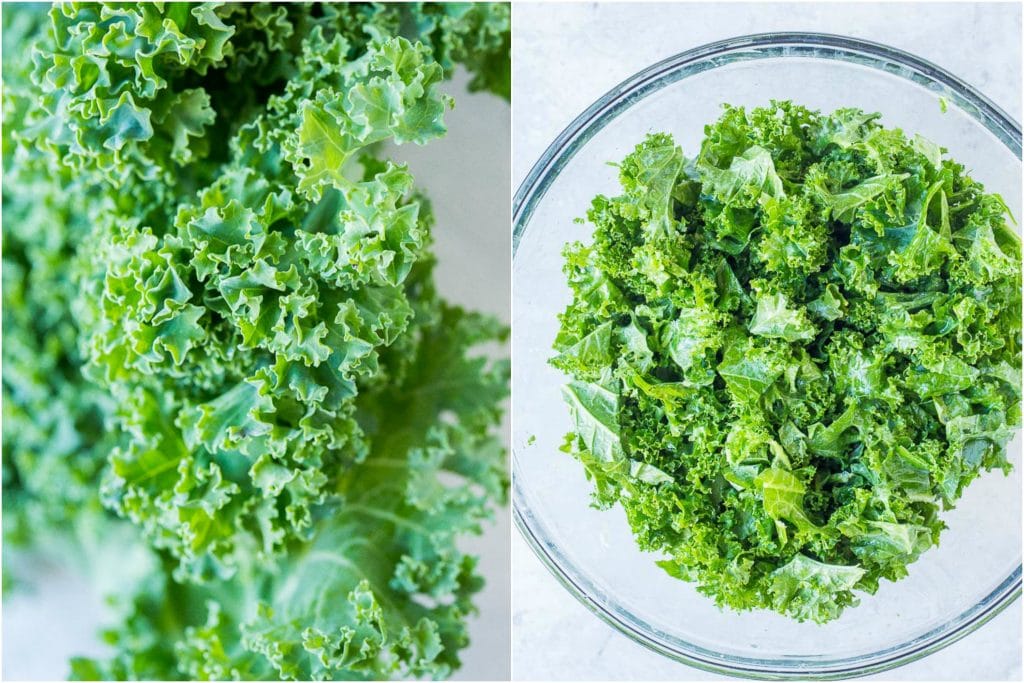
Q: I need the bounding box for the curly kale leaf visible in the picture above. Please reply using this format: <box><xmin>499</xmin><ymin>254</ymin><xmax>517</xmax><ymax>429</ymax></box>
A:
<box><xmin>3</xmin><ymin>3</ymin><xmax>508</xmax><ymax>679</ymax></box>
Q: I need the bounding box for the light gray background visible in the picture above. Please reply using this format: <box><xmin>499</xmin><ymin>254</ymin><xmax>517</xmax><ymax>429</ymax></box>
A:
<box><xmin>2</xmin><ymin>68</ymin><xmax>512</xmax><ymax>682</ymax></box>
<box><xmin>512</xmin><ymin>2</ymin><xmax>1022</xmax><ymax>681</ymax></box>
<box><xmin>401</xmin><ymin>68</ymin><xmax>512</xmax><ymax>682</ymax></box>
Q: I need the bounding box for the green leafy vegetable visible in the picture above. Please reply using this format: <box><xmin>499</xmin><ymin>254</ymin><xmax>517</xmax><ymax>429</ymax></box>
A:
<box><xmin>553</xmin><ymin>101</ymin><xmax>1021</xmax><ymax>623</ymax></box>
<box><xmin>3</xmin><ymin>2</ymin><xmax>509</xmax><ymax>679</ymax></box>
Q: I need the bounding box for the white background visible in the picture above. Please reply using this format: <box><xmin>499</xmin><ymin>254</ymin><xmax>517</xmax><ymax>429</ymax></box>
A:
<box><xmin>2</xmin><ymin>68</ymin><xmax>512</xmax><ymax>682</ymax></box>
<box><xmin>512</xmin><ymin>2</ymin><xmax>1022</xmax><ymax>680</ymax></box>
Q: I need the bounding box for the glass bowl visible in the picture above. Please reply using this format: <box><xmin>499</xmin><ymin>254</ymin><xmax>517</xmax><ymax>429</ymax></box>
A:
<box><xmin>512</xmin><ymin>33</ymin><xmax>1022</xmax><ymax>679</ymax></box>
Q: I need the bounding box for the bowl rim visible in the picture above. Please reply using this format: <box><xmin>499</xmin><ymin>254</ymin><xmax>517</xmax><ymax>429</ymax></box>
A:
<box><xmin>512</xmin><ymin>31</ymin><xmax>1023</xmax><ymax>680</ymax></box>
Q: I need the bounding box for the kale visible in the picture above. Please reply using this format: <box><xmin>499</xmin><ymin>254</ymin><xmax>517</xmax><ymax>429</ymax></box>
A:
<box><xmin>552</xmin><ymin>101</ymin><xmax>1021</xmax><ymax>623</ymax></box>
<box><xmin>2</xmin><ymin>3</ymin><xmax>509</xmax><ymax>678</ymax></box>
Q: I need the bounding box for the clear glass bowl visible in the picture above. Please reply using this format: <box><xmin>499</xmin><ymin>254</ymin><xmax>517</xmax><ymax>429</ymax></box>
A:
<box><xmin>512</xmin><ymin>33</ymin><xmax>1022</xmax><ymax>679</ymax></box>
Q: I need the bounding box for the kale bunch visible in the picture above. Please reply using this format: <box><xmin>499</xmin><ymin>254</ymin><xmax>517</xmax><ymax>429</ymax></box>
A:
<box><xmin>3</xmin><ymin>3</ymin><xmax>509</xmax><ymax>679</ymax></box>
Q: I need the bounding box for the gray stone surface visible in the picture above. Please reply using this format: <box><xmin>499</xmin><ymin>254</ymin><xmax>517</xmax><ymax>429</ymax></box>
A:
<box><xmin>512</xmin><ymin>3</ymin><xmax>1021</xmax><ymax>680</ymax></box>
